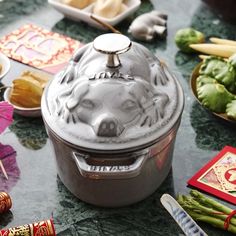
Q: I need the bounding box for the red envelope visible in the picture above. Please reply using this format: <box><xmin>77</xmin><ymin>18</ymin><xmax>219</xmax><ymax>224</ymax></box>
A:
<box><xmin>0</xmin><ymin>24</ymin><xmax>82</xmax><ymax>74</ymax></box>
<box><xmin>188</xmin><ymin>146</ymin><xmax>236</xmax><ymax>204</ymax></box>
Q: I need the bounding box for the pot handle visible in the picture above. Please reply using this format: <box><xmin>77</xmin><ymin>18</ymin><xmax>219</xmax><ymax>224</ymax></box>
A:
<box><xmin>72</xmin><ymin>151</ymin><xmax>149</xmax><ymax>179</ymax></box>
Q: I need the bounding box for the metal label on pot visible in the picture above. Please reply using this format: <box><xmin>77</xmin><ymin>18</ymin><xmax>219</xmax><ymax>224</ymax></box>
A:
<box><xmin>89</xmin><ymin>165</ymin><xmax>130</xmax><ymax>172</ymax></box>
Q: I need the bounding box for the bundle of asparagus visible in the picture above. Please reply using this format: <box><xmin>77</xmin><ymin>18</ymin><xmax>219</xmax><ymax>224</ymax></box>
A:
<box><xmin>177</xmin><ymin>190</ymin><xmax>236</xmax><ymax>234</ymax></box>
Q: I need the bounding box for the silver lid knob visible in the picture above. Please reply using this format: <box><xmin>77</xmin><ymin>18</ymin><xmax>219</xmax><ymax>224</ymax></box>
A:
<box><xmin>93</xmin><ymin>33</ymin><xmax>132</xmax><ymax>68</ymax></box>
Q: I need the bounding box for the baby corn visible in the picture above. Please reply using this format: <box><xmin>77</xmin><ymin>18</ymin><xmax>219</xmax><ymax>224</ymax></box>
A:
<box><xmin>190</xmin><ymin>44</ymin><xmax>236</xmax><ymax>58</ymax></box>
<box><xmin>210</xmin><ymin>37</ymin><xmax>236</xmax><ymax>46</ymax></box>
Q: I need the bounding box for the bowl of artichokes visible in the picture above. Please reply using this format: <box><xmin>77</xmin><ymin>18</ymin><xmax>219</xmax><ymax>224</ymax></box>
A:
<box><xmin>191</xmin><ymin>54</ymin><xmax>236</xmax><ymax>123</ymax></box>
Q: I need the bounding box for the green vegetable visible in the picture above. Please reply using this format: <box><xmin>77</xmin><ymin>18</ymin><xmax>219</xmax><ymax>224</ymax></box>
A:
<box><xmin>200</xmin><ymin>57</ymin><xmax>236</xmax><ymax>93</ymax></box>
<box><xmin>177</xmin><ymin>190</ymin><xmax>236</xmax><ymax>234</ymax></box>
<box><xmin>196</xmin><ymin>75</ymin><xmax>216</xmax><ymax>90</ymax></box>
<box><xmin>229</xmin><ymin>53</ymin><xmax>236</xmax><ymax>68</ymax></box>
<box><xmin>175</xmin><ymin>28</ymin><xmax>205</xmax><ymax>53</ymax></box>
<box><xmin>197</xmin><ymin>83</ymin><xmax>235</xmax><ymax>113</ymax></box>
<box><xmin>190</xmin><ymin>190</ymin><xmax>233</xmax><ymax>215</ymax></box>
<box><xmin>226</xmin><ymin>100</ymin><xmax>236</xmax><ymax>119</ymax></box>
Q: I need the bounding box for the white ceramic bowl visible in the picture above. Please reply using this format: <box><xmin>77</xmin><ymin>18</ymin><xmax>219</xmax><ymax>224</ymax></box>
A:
<box><xmin>48</xmin><ymin>0</ymin><xmax>141</xmax><ymax>29</ymax></box>
<box><xmin>4</xmin><ymin>88</ymin><xmax>41</xmax><ymax>117</ymax></box>
<box><xmin>0</xmin><ymin>52</ymin><xmax>10</xmax><ymax>79</ymax></box>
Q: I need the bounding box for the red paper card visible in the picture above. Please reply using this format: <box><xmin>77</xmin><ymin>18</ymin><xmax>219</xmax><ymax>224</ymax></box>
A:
<box><xmin>0</xmin><ymin>24</ymin><xmax>82</xmax><ymax>74</ymax></box>
<box><xmin>188</xmin><ymin>146</ymin><xmax>236</xmax><ymax>204</ymax></box>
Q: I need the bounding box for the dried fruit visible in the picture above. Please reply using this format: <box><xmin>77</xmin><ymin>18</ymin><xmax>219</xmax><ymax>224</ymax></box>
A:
<box><xmin>9</xmin><ymin>70</ymin><xmax>50</xmax><ymax>108</ymax></box>
<box><xmin>19</xmin><ymin>71</ymin><xmax>49</xmax><ymax>89</ymax></box>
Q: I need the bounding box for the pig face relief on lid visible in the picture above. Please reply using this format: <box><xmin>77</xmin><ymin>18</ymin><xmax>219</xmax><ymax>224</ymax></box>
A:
<box><xmin>55</xmin><ymin>74</ymin><xmax>169</xmax><ymax>137</ymax></box>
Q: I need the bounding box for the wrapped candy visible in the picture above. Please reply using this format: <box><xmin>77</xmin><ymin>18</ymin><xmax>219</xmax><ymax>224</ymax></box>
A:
<box><xmin>0</xmin><ymin>192</ymin><xmax>12</xmax><ymax>214</ymax></box>
<box><xmin>0</xmin><ymin>219</ymin><xmax>56</xmax><ymax>236</ymax></box>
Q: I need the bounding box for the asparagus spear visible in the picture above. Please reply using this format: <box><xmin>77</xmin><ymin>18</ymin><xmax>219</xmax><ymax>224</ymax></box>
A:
<box><xmin>177</xmin><ymin>194</ymin><xmax>236</xmax><ymax>226</ymax></box>
<box><xmin>190</xmin><ymin>190</ymin><xmax>233</xmax><ymax>215</ymax></box>
<box><xmin>177</xmin><ymin>190</ymin><xmax>236</xmax><ymax>234</ymax></box>
<box><xmin>188</xmin><ymin>211</ymin><xmax>236</xmax><ymax>234</ymax></box>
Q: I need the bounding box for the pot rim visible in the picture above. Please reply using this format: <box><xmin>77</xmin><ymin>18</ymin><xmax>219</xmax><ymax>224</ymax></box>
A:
<box><xmin>44</xmin><ymin>116</ymin><xmax>181</xmax><ymax>155</ymax></box>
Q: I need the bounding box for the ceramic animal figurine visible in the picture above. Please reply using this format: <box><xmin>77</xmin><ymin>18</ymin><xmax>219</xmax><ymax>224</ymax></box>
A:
<box><xmin>128</xmin><ymin>11</ymin><xmax>168</xmax><ymax>42</ymax></box>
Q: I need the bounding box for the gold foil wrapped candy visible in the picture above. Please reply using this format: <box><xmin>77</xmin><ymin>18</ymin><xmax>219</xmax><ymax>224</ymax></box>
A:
<box><xmin>0</xmin><ymin>192</ymin><xmax>12</xmax><ymax>214</ymax></box>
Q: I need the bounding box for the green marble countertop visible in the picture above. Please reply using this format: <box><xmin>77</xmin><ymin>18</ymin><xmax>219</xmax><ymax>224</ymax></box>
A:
<box><xmin>0</xmin><ymin>0</ymin><xmax>236</xmax><ymax>235</ymax></box>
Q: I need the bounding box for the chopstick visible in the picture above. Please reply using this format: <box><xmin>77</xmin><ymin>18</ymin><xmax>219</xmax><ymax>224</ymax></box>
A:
<box><xmin>90</xmin><ymin>14</ymin><xmax>121</xmax><ymax>34</ymax></box>
<box><xmin>0</xmin><ymin>160</ymin><xmax>8</xmax><ymax>180</ymax></box>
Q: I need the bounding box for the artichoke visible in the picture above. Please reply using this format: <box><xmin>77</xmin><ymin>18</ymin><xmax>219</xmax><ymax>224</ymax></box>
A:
<box><xmin>200</xmin><ymin>57</ymin><xmax>236</xmax><ymax>93</ymax></box>
<box><xmin>175</xmin><ymin>28</ymin><xmax>205</xmax><ymax>53</ymax></box>
<box><xmin>196</xmin><ymin>75</ymin><xmax>216</xmax><ymax>90</ymax></box>
<box><xmin>197</xmin><ymin>83</ymin><xmax>235</xmax><ymax>113</ymax></box>
<box><xmin>229</xmin><ymin>53</ymin><xmax>236</xmax><ymax>68</ymax></box>
<box><xmin>226</xmin><ymin>100</ymin><xmax>236</xmax><ymax>120</ymax></box>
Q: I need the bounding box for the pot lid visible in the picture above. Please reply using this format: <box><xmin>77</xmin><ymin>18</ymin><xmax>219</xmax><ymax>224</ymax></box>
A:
<box><xmin>41</xmin><ymin>33</ymin><xmax>184</xmax><ymax>153</ymax></box>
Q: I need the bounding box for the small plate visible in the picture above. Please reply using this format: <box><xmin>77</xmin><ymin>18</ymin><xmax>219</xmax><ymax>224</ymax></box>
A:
<box><xmin>190</xmin><ymin>63</ymin><xmax>236</xmax><ymax>123</ymax></box>
<box><xmin>0</xmin><ymin>52</ymin><xmax>10</xmax><ymax>79</ymax></box>
<box><xmin>3</xmin><ymin>88</ymin><xmax>41</xmax><ymax>117</ymax></box>
<box><xmin>48</xmin><ymin>0</ymin><xmax>141</xmax><ymax>29</ymax></box>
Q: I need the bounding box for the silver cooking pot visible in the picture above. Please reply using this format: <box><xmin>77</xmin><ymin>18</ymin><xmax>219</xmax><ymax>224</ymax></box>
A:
<box><xmin>41</xmin><ymin>33</ymin><xmax>184</xmax><ymax>207</ymax></box>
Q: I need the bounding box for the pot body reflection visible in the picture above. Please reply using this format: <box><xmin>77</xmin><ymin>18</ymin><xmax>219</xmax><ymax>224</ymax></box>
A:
<box><xmin>45</xmin><ymin>121</ymin><xmax>180</xmax><ymax>207</ymax></box>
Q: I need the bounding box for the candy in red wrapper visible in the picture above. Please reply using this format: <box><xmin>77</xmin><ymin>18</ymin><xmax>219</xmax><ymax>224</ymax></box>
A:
<box><xmin>0</xmin><ymin>219</ymin><xmax>56</xmax><ymax>236</ymax></box>
<box><xmin>0</xmin><ymin>192</ymin><xmax>12</xmax><ymax>214</ymax></box>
